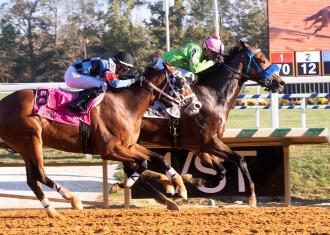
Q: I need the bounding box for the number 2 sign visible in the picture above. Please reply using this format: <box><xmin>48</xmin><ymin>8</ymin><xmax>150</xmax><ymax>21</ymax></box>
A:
<box><xmin>296</xmin><ymin>51</ymin><xmax>321</xmax><ymax>76</ymax></box>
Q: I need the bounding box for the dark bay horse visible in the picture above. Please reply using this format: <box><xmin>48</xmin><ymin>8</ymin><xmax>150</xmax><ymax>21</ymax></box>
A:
<box><xmin>0</xmin><ymin>69</ymin><xmax>187</xmax><ymax>217</ymax></box>
<box><xmin>135</xmin><ymin>41</ymin><xmax>285</xmax><ymax>207</ymax></box>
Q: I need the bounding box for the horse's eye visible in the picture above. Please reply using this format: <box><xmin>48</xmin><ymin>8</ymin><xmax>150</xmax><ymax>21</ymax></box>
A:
<box><xmin>255</xmin><ymin>58</ymin><xmax>266</xmax><ymax>64</ymax></box>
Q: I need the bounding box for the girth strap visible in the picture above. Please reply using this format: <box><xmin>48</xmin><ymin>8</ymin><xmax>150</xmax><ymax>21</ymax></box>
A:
<box><xmin>168</xmin><ymin>117</ymin><xmax>180</xmax><ymax>148</ymax></box>
<box><xmin>79</xmin><ymin>121</ymin><xmax>92</xmax><ymax>154</ymax></box>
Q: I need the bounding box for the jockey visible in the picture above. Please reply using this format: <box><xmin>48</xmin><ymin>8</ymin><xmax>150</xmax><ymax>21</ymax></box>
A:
<box><xmin>64</xmin><ymin>51</ymin><xmax>135</xmax><ymax>114</ymax></box>
<box><xmin>152</xmin><ymin>49</ymin><xmax>165</xmax><ymax>65</ymax></box>
<box><xmin>154</xmin><ymin>34</ymin><xmax>225</xmax><ymax>116</ymax></box>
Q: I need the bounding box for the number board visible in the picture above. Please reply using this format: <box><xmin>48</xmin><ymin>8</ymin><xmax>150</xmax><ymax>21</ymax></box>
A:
<box><xmin>322</xmin><ymin>51</ymin><xmax>330</xmax><ymax>75</ymax></box>
<box><xmin>270</xmin><ymin>52</ymin><xmax>295</xmax><ymax>76</ymax></box>
<box><xmin>296</xmin><ymin>51</ymin><xmax>321</xmax><ymax>76</ymax></box>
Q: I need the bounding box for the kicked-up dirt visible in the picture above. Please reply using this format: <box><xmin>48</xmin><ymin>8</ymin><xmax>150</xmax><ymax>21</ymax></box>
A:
<box><xmin>0</xmin><ymin>207</ymin><xmax>329</xmax><ymax>235</ymax></box>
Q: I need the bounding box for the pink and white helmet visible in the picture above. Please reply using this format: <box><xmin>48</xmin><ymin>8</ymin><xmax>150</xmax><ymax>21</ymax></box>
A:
<box><xmin>203</xmin><ymin>34</ymin><xmax>225</xmax><ymax>55</ymax></box>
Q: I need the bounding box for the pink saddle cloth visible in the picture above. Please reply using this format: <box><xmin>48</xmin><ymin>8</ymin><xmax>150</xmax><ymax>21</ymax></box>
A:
<box><xmin>33</xmin><ymin>88</ymin><xmax>103</xmax><ymax>126</ymax></box>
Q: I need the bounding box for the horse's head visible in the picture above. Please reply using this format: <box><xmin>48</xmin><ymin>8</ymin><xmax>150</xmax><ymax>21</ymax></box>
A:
<box><xmin>239</xmin><ymin>41</ymin><xmax>285</xmax><ymax>93</ymax></box>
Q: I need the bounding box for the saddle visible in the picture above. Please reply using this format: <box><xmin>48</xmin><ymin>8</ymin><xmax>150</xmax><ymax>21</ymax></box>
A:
<box><xmin>33</xmin><ymin>88</ymin><xmax>104</xmax><ymax>126</ymax></box>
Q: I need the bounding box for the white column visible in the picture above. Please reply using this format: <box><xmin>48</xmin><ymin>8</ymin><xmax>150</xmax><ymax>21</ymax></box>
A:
<box><xmin>214</xmin><ymin>0</ymin><xmax>219</xmax><ymax>35</ymax></box>
<box><xmin>102</xmin><ymin>160</ymin><xmax>109</xmax><ymax>208</ymax></box>
<box><xmin>271</xmin><ymin>93</ymin><xmax>279</xmax><ymax>128</ymax></box>
<box><xmin>301</xmin><ymin>97</ymin><xmax>306</xmax><ymax>128</ymax></box>
<box><xmin>255</xmin><ymin>86</ymin><xmax>260</xmax><ymax>128</ymax></box>
<box><xmin>165</xmin><ymin>0</ymin><xmax>170</xmax><ymax>51</ymax></box>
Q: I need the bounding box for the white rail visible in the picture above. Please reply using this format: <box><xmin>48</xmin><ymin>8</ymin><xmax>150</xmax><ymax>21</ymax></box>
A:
<box><xmin>1</xmin><ymin>83</ymin><xmax>329</xmax><ymax>128</ymax></box>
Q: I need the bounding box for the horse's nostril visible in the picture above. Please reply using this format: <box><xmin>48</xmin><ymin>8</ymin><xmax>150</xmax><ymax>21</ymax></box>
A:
<box><xmin>280</xmin><ymin>81</ymin><xmax>285</xmax><ymax>86</ymax></box>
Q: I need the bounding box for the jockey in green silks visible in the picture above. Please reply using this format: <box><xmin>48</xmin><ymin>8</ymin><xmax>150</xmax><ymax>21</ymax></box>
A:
<box><xmin>154</xmin><ymin>34</ymin><xmax>225</xmax><ymax>117</ymax></box>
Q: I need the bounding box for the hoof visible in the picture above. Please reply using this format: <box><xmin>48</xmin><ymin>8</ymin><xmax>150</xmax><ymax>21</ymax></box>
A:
<box><xmin>166</xmin><ymin>201</ymin><xmax>180</xmax><ymax>211</ymax></box>
<box><xmin>192</xmin><ymin>178</ymin><xmax>206</xmax><ymax>187</ymax></box>
<box><xmin>165</xmin><ymin>184</ymin><xmax>175</xmax><ymax>195</ymax></box>
<box><xmin>109</xmin><ymin>183</ymin><xmax>121</xmax><ymax>194</ymax></box>
<box><xmin>178</xmin><ymin>188</ymin><xmax>188</xmax><ymax>201</ymax></box>
<box><xmin>247</xmin><ymin>194</ymin><xmax>257</xmax><ymax>208</ymax></box>
<box><xmin>182</xmin><ymin>174</ymin><xmax>193</xmax><ymax>183</ymax></box>
<box><xmin>71</xmin><ymin>197</ymin><xmax>83</xmax><ymax>210</ymax></box>
<box><xmin>172</xmin><ymin>174</ymin><xmax>188</xmax><ymax>200</ymax></box>
<box><xmin>46</xmin><ymin>206</ymin><xmax>60</xmax><ymax>218</ymax></box>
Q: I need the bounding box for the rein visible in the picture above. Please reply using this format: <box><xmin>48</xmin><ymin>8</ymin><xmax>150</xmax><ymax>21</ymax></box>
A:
<box><xmin>222</xmin><ymin>62</ymin><xmax>251</xmax><ymax>79</ymax></box>
<box><xmin>138</xmin><ymin>74</ymin><xmax>180</xmax><ymax>105</ymax></box>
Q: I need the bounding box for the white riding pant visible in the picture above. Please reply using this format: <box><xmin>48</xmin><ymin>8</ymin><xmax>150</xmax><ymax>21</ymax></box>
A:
<box><xmin>64</xmin><ymin>66</ymin><xmax>108</xmax><ymax>92</ymax></box>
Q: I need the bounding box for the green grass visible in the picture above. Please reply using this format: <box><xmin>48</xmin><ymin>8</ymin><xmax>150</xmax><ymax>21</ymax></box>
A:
<box><xmin>227</xmin><ymin>109</ymin><xmax>330</xmax><ymax>198</ymax></box>
<box><xmin>227</xmin><ymin>109</ymin><xmax>330</xmax><ymax>130</ymax></box>
<box><xmin>0</xmin><ymin>148</ymin><xmax>102</xmax><ymax>165</ymax></box>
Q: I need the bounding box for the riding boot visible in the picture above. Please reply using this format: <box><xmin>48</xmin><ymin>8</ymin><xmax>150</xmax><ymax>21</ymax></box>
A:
<box><xmin>68</xmin><ymin>87</ymin><xmax>102</xmax><ymax>114</ymax></box>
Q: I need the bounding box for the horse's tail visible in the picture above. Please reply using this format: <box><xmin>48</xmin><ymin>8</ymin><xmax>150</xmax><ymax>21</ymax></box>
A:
<box><xmin>0</xmin><ymin>141</ymin><xmax>16</xmax><ymax>153</ymax></box>
<box><xmin>304</xmin><ymin>6</ymin><xmax>330</xmax><ymax>21</ymax></box>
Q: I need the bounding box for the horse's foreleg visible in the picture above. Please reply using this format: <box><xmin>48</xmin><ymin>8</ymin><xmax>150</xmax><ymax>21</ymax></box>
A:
<box><xmin>140</xmin><ymin>169</ymin><xmax>175</xmax><ymax>195</ymax></box>
<box><xmin>208</xmin><ymin>136</ymin><xmax>256</xmax><ymax>207</ymax></box>
<box><xmin>139</xmin><ymin>175</ymin><xmax>179</xmax><ymax>211</ymax></box>
<box><xmin>109</xmin><ymin>163</ymin><xmax>175</xmax><ymax>196</ymax></box>
<box><xmin>132</xmin><ymin>144</ymin><xmax>187</xmax><ymax>200</ymax></box>
<box><xmin>182</xmin><ymin>152</ymin><xmax>226</xmax><ymax>188</ymax></box>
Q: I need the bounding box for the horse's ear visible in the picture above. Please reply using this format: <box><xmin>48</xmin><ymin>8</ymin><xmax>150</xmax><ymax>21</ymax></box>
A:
<box><xmin>164</xmin><ymin>61</ymin><xmax>176</xmax><ymax>73</ymax></box>
<box><xmin>254</xmin><ymin>40</ymin><xmax>260</xmax><ymax>49</ymax></box>
<box><xmin>240</xmin><ymin>40</ymin><xmax>249</xmax><ymax>49</ymax></box>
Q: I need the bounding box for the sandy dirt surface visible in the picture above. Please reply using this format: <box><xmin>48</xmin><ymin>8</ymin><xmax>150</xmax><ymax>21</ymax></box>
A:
<box><xmin>0</xmin><ymin>207</ymin><xmax>329</xmax><ymax>235</ymax></box>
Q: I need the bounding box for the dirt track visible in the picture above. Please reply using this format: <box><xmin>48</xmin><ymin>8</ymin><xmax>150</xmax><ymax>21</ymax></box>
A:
<box><xmin>0</xmin><ymin>207</ymin><xmax>329</xmax><ymax>235</ymax></box>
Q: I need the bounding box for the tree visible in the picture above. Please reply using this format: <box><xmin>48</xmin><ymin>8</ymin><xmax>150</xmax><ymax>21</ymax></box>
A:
<box><xmin>0</xmin><ymin>20</ymin><xmax>20</xmax><ymax>82</ymax></box>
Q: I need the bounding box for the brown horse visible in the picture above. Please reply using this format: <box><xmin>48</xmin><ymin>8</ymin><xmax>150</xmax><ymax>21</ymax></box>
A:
<box><xmin>133</xmin><ymin>41</ymin><xmax>285</xmax><ymax>207</ymax></box>
<box><xmin>304</xmin><ymin>6</ymin><xmax>330</xmax><ymax>39</ymax></box>
<box><xmin>0</xmin><ymin>69</ymin><xmax>187</xmax><ymax>217</ymax></box>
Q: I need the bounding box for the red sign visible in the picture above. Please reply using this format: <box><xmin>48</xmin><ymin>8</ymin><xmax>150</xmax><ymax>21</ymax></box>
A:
<box><xmin>271</xmin><ymin>52</ymin><xmax>294</xmax><ymax>63</ymax></box>
<box><xmin>270</xmin><ymin>52</ymin><xmax>295</xmax><ymax>76</ymax></box>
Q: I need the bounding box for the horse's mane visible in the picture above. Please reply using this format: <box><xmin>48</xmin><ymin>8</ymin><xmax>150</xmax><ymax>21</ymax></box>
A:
<box><xmin>196</xmin><ymin>44</ymin><xmax>242</xmax><ymax>87</ymax></box>
<box><xmin>142</xmin><ymin>65</ymin><xmax>160</xmax><ymax>76</ymax></box>
<box><xmin>193</xmin><ymin>44</ymin><xmax>244</xmax><ymax>108</ymax></box>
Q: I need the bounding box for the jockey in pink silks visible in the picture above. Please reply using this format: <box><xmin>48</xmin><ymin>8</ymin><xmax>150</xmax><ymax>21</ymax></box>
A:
<box><xmin>64</xmin><ymin>52</ymin><xmax>135</xmax><ymax>114</ymax></box>
<box><xmin>154</xmin><ymin>34</ymin><xmax>225</xmax><ymax>117</ymax></box>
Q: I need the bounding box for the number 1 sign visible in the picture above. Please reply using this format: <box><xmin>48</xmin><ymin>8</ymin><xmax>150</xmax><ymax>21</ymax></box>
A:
<box><xmin>270</xmin><ymin>52</ymin><xmax>295</xmax><ymax>76</ymax></box>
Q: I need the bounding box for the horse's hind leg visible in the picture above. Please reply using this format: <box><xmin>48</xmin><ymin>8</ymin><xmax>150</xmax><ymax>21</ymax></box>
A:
<box><xmin>36</xmin><ymin>167</ymin><xmax>83</xmax><ymax>211</ymax></box>
<box><xmin>16</xmin><ymin>136</ymin><xmax>82</xmax><ymax>217</ymax></box>
<box><xmin>23</xmin><ymin>157</ymin><xmax>59</xmax><ymax>218</ymax></box>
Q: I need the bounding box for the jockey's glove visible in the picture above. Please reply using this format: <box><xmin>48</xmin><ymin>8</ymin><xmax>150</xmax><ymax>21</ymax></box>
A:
<box><xmin>108</xmin><ymin>79</ymin><xmax>137</xmax><ymax>88</ymax></box>
<box><xmin>214</xmin><ymin>55</ymin><xmax>224</xmax><ymax>64</ymax></box>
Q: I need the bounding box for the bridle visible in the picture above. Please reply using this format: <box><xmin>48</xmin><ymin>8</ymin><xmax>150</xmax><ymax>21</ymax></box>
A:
<box><xmin>136</xmin><ymin>70</ymin><xmax>181</xmax><ymax>105</ymax></box>
<box><xmin>221</xmin><ymin>43</ymin><xmax>280</xmax><ymax>86</ymax></box>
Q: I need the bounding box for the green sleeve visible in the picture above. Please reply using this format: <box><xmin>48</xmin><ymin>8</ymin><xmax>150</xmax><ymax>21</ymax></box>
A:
<box><xmin>189</xmin><ymin>60</ymin><xmax>215</xmax><ymax>73</ymax></box>
<box><xmin>186</xmin><ymin>44</ymin><xmax>215</xmax><ymax>73</ymax></box>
